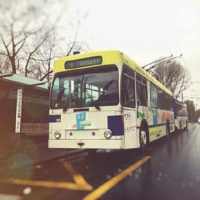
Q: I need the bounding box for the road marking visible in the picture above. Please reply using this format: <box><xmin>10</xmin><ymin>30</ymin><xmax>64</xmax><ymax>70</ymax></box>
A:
<box><xmin>1</xmin><ymin>161</ymin><xmax>93</xmax><ymax>191</ymax></box>
<box><xmin>63</xmin><ymin>161</ymin><xmax>93</xmax><ymax>191</ymax></box>
<box><xmin>0</xmin><ymin>162</ymin><xmax>93</xmax><ymax>191</ymax></box>
<box><xmin>2</xmin><ymin>179</ymin><xmax>90</xmax><ymax>191</ymax></box>
<box><xmin>83</xmin><ymin>155</ymin><xmax>151</xmax><ymax>200</ymax></box>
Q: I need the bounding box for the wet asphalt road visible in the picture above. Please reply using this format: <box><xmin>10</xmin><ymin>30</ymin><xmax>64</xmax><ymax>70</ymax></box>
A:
<box><xmin>0</xmin><ymin>123</ymin><xmax>200</xmax><ymax>200</ymax></box>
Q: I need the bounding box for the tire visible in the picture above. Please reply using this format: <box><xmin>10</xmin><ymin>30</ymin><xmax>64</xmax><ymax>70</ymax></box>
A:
<box><xmin>139</xmin><ymin>120</ymin><xmax>149</xmax><ymax>148</ymax></box>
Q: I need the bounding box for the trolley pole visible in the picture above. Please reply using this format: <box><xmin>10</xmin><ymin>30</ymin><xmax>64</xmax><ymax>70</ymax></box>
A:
<box><xmin>145</xmin><ymin>54</ymin><xmax>183</xmax><ymax>72</ymax></box>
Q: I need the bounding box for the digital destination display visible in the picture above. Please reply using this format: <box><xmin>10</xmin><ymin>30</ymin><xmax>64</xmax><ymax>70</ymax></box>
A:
<box><xmin>64</xmin><ymin>56</ymin><xmax>102</xmax><ymax>69</ymax></box>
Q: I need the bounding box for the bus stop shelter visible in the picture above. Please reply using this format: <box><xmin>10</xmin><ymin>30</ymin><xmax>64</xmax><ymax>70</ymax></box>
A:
<box><xmin>0</xmin><ymin>74</ymin><xmax>49</xmax><ymax>136</ymax></box>
<box><xmin>0</xmin><ymin>74</ymin><xmax>80</xmax><ymax>167</ymax></box>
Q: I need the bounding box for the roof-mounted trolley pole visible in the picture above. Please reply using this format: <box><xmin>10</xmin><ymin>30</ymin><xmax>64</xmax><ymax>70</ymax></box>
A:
<box><xmin>143</xmin><ymin>54</ymin><xmax>183</xmax><ymax>72</ymax></box>
<box><xmin>142</xmin><ymin>54</ymin><xmax>174</xmax><ymax>70</ymax></box>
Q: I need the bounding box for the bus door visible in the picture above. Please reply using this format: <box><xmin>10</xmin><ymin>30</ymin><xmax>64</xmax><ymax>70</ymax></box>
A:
<box><xmin>123</xmin><ymin>107</ymin><xmax>137</xmax><ymax>148</ymax></box>
<box><xmin>135</xmin><ymin>74</ymin><xmax>148</xmax><ymax>144</ymax></box>
<box><xmin>121</xmin><ymin>67</ymin><xmax>137</xmax><ymax>148</ymax></box>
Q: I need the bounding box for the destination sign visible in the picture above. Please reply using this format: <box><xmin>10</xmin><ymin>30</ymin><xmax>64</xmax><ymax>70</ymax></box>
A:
<box><xmin>64</xmin><ymin>56</ymin><xmax>102</xmax><ymax>69</ymax></box>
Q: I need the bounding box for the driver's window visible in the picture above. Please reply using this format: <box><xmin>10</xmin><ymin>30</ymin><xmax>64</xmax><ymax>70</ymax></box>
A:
<box><xmin>51</xmin><ymin>78</ymin><xmax>59</xmax><ymax>102</ymax></box>
<box><xmin>53</xmin><ymin>78</ymin><xmax>59</xmax><ymax>93</ymax></box>
<box><xmin>122</xmin><ymin>65</ymin><xmax>135</xmax><ymax>108</ymax></box>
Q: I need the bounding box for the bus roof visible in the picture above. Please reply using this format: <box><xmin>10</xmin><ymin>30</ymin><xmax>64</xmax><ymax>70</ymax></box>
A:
<box><xmin>53</xmin><ymin>50</ymin><xmax>172</xmax><ymax>96</ymax></box>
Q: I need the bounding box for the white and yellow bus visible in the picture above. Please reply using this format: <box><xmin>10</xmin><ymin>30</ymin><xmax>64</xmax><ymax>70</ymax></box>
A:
<box><xmin>174</xmin><ymin>100</ymin><xmax>188</xmax><ymax>131</ymax></box>
<box><xmin>48</xmin><ymin>50</ymin><xmax>175</xmax><ymax>150</ymax></box>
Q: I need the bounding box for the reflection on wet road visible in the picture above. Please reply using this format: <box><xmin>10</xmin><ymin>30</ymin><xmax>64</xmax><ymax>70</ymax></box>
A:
<box><xmin>0</xmin><ymin>124</ymin><xmax>200</xmax><ymax>200</ymax></box>
<box><xmin>104</xmin><ymin>124</ymin><xmax>200</xmax><ymax>200</ymax></box>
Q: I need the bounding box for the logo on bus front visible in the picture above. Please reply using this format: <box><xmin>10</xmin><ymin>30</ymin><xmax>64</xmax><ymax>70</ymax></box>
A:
<box><xmin>76</xmin><ymin>112</ymin><xmax>91</xmax><ymax>130</ymax></box>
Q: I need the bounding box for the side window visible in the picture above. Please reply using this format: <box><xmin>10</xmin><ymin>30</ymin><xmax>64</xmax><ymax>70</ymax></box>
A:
<box><xmin>165</xmin><ymin>94</ymin><xmax>172</xmax><ymax>110</ymax></box>
<box><xmin>51</xmin><ymin>77</ymin><xmax>60</xmax><ymax>107</ymax></box>
<box><xmin>159</xmin><ymin>91</ymin><xmax>171</xmax><ymax>110</ymax></box>
<box><xmin>122</xmin><ymin>65</ymin><xmax>135</xmax><ymax>108</ymax></box>
<box><xmin>158</xmin><ymin>89</ymin><xmax>164</xmax><ymax>109</ymax></box>
<box><xmin>151</xmin><ymin>84</ymin><xmax>172</xmax><ymax>110</ymax></box>
<box><xmin>136</xmin><ymin>74</ymin><xmax>147</xmax><ymax>106</ymax></box>
<box><xmin>150</xmin><ymin>83</ymin><xmax>158</xmax><ymax>108</ymax></box>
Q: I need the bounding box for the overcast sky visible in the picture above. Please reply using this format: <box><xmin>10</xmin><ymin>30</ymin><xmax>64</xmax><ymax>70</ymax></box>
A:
<box><xmin>68</xmin><ymin>0</ymin><xmax>200</xmax><ymax>107</ymax></box>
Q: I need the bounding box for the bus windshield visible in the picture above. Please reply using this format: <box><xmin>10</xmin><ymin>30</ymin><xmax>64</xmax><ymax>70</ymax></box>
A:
<box><xmin>50</xmin><ymin>65</ymin><xmax>119</xmax><ymax>109</ymax></box>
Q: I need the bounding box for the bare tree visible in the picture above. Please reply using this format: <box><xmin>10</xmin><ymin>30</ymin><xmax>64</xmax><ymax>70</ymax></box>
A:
<box><xmin>0</xmin><ymin>26</ymin><xmax>52</xmax><ymax>76</ymax></box>
<box><xmin>0</xmin><ymin>0</ymin><xmax>89</xmax><ymax>80</ymax></box>
<box><xmin>0</xmin><ymin>0</ymin><xmax>67</xmax><ymax>78</ymax></box>
<box><xmin>0</xmin><ymin>55</ymin><xmax>11</xmax><ymax>74</ymax></box>
<box><xmin>28</xmin><ymin>31</ymin><xmax>56</xmax><ymax>81</ymax></box>
<box><xmin>0</xmin><ymin>0</ymin><xmax>56</xmax><ymax>76</ymax></box>
<box><xmin>154</xmin><ymin>61</ymin><xmax>190</xmax><ymax>99</ymax></box>
<box><xmin>66</xmin><ymin>41</ymin><xmax>90</xmax><ymax>56</ymax></box>
<box><xmin>34</xmin><ymin>22</ymin><xmax>90</xmax><ymax>82</ymax></box>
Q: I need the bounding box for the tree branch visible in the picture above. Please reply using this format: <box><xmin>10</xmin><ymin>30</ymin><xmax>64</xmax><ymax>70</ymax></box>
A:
<box><xmin>24</xmin><ymin>33</ymin><xmax>49</xmax><ymax>76</ymax></box>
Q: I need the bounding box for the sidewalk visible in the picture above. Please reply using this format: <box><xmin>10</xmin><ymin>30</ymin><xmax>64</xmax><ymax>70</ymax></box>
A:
<box><xmin>0</xmin><ymin>135</ymin><xmax>84</xmax><ymax>173</ymax></box>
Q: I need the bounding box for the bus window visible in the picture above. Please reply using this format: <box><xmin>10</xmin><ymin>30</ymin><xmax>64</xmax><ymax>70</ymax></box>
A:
<box><xmin>50</xmin><ymin>65</ymin><xmax>119</xmax><ymax>109</ymax></box>
<box><xmin>158</xmin><ymin>88</ymin><xmax>165</xmax><ymax>109</ymax></box>
<box><xmin>122</xmin><ymin>73</ymin><xmax>135</xmax><ymax>107</ymax></box>
<box><xmin>164</xmin><ymin>94</ymin><xmax>172</xmax><ymax>110</ymax></box>
<box><xmin>150</xmin><ymin>83</ymin><xmax>158</xmax><ymax>108</ymax></box>
<box><xmin>136</xmin><ymin>74</ymin><xmax>147</xmax><ymax>106</ymax></box>
<box><xmin>51</xmin><ymin>78</ymin><xmax>60</xmax><ymax>108</ymax></box>
<box><xmin>153</xmin><ymin>85</ymin><xmax>172</xmax><ymax>110</ymax></box>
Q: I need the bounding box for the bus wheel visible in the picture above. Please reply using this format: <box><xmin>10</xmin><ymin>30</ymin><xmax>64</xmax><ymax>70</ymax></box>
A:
<box><xmin>139</xmin><ymin>120</ymin><xmax>149</xmax><ymax>148</ymax></box>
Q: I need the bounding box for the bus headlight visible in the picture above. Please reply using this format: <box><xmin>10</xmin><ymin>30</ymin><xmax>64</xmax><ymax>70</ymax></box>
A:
<box><xmin>104</xmin><ymin>129</ymin><xmax>112</xmax><ymax>139</ymax></box>
<box><xmin>54</xmin><ymin>131</ymin><xmax>62</xmax><ymax>140</ymax></box>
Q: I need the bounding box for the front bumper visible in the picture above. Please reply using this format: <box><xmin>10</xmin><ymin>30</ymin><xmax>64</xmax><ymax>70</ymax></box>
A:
<box><xmin>48</xmin><ymin>139</ymin><xmax>124</xmax><ymax>149</ymax></box>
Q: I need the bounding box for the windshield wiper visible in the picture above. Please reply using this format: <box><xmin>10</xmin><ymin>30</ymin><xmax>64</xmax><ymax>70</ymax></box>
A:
<box><xmin>103</xmin><ymin>80</ymin><xmax>114</xmax><ymax>90</ymax></box>
<box><xmin>90</xmin><ymin>99</ymin><xmax>101</xmax><ymax>111</ymax></box>
<box><xmin>93</xmin><ymin>101</ymin><xmax>101</xmax><ymax>111</ymax></box>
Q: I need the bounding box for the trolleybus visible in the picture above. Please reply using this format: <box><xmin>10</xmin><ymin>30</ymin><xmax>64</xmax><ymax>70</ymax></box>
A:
<box><xmin>174</xmin><ymin>100</ymin><xmax>188</xmax><ymax>131</ymax></box>
<box><xmin>49</xmin><ymin>50</ymin><xmax>175</xmax><ymax>150</ymax></box>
